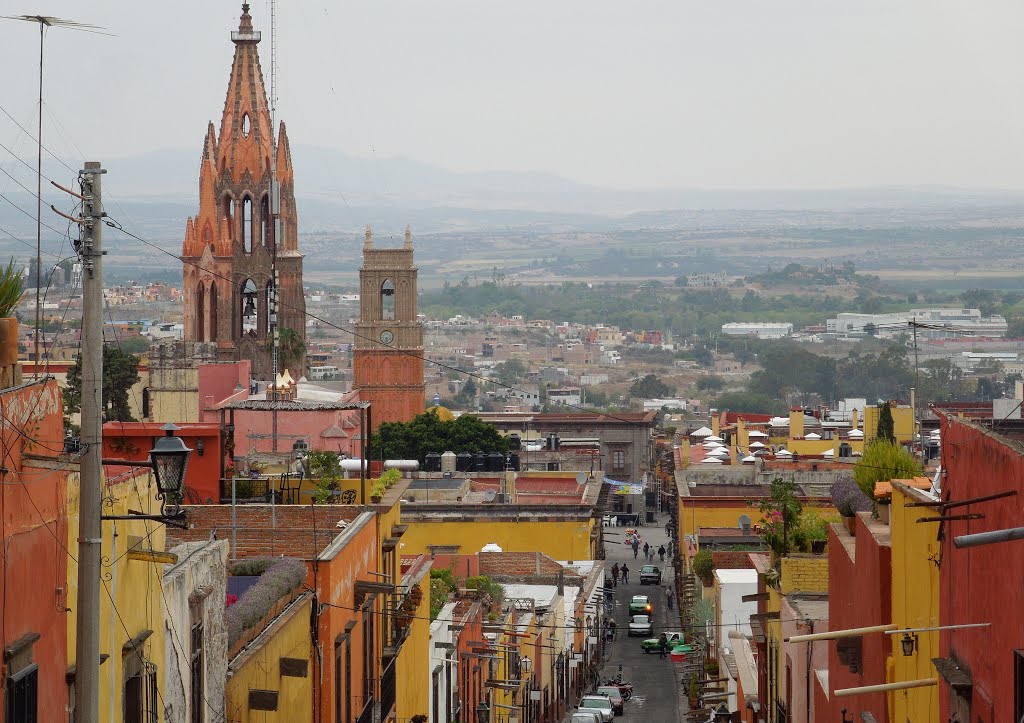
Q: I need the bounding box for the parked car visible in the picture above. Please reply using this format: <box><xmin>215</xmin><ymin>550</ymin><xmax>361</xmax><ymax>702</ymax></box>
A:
<box><xmin>639</xmin><ymin>564</ymin><xmax>661</xmax><ymax>585</ymax></box>
<box><xmin>570</xmin><ymin>712</ymin><xmax>603</xmax><ymax>723</ymax></box>
<box><xmin>640</xmin><ymin>631</ymin><xmax>684</xmax><ymax>652</ymax></box>
<box><xmin>628</xmin><ymin>614</ymin><xmax>653</xmax><ymax>637</ymax></box>
<box><xmin>629</xmin><ymin>595</ymin><xmax>652</xmax><ymax>615</ymax></box>
<box><xmin>577</xmin><ymin>695</ymin><xmax>615</xmax><ymax>722</ymax></box>
<box><xmin>595</xmin><ymin>685</ymin><xmax>624</xmax><ymax>715</ymax></box>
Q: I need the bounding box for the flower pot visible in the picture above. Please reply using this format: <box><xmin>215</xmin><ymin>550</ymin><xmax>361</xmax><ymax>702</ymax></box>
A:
<box><xmin>842</xmin><ymin>515</ymin><xmax>856</xmax><ymax>535</ymax></box>
<box><xmin>0</xmin><ymin>318</ymin><xmax>18</xmax><ymax>365</ymax></box>
<box><xmin>811</xmin><ymin>539</ymin><xmax>827</xmax><ymax>554</ymax></box>
<box><xmin>877</xmin><ymin>503</ymin><xmax>890</xmax><ymax>525</ymax></box>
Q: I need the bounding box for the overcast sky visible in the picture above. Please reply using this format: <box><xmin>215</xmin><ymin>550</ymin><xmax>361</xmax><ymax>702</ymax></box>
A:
<box><xmin>3</xmin><ymin>0</ymin><xmax>1024</xmax><ymax>191</ymax></box>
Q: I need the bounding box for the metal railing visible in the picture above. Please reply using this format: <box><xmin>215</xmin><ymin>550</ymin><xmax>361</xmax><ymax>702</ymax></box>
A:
<box><xmin>380</xmin><ymin>660</ymin><xmax>397</xmax><ymax>720</ymax></box>
<box><xmin>355</xmin><ymin>697</ymin><xmax>374</xmax><ymax>723</ymax></box>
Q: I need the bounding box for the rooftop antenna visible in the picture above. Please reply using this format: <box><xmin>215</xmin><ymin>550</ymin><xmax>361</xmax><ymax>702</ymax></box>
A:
<box><xmin>2</xmin><ymin>15</ymin><xmax>110</xmax><ymax>376</ymax></box>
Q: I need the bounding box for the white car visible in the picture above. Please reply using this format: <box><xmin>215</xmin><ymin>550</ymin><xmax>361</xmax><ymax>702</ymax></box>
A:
<box><xmin>628</xmin><ymin>614</ymin><xmax>653</xmax><ymax>637</ymax></box>
<box><xmin>577</xmin><ymin>695</ymin><xmax>614</xmax><ymax>722</ymax></box>
<box><xmin>571</xmin><ymin>713</ymin><xmax>603</xmax><ymax>723</ymax></box>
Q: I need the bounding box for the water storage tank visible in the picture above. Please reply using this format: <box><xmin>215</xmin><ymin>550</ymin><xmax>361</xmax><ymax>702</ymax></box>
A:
<box><xmin>472</xmin><ymin>452</ymin><xmax>486</xmax><ymax>471</ymax></box>
<box><xmin>508</xmin><ymin>433</ymin><xmax>522</xmax><ymax>450</ymax></box>
<box><xmin>441</xmin><ymin>451</ymin><xmax>457</xmax><ymax>474</ymax></box>
<box><xmin>424</xmin><ymin>453</ymin><xmax>441</xmax><ymax>472</ymax></box>
<box><xmin>481</xmin><ymin>542</ymin><xmax>503</xmax><ymax>553</ymax></box>
<box><xmin>340</xmin><ymin>458</ymin><xmax>367</xmax><ymax>477</ymax></box>
<box><xmin>485</xmin><ymin>452</ymin><xmax>504</xmax><ymax>472</ymax></box>
<box><xmin>456</xmin><ymin>452</ymin><xmax>472</xmax><ymax>472</ymax></box>
<box><xmin>508</xmin><ymin>453</ymin><xmax>520</xmax><ymax>471</ymax></box>
<box><xmin>384</xmin><ymin>459</ymin><xmax>419</xmax><ymax>471</ymax></box>
<box><xmin>548</xmin><ymin>433</ymin><xmax>561</xmax><ymax>451</ymax></box>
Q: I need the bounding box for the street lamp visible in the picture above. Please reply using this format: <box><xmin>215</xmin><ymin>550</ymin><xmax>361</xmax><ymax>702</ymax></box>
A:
<box><xmin>900</xmin><ymin>631</ymin><xmax>918</xmax><ymax>657</ymax></box>
<box><xmin>475</xmin><ymin>701</ymin><xmax>490</xmax><ymax>723</ymax></box>
<box><xmin>102</xmin><ymin>422</ymin><xmax>193</xmax><ymax>523</ymax></box>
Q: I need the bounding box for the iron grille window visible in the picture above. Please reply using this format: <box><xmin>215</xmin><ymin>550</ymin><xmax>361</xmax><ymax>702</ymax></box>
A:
<box><xmin>6</xmin><ymin>664</ymin><xmax>38</xmax><ymax>723</ymax></box>
<box><xmin>190</xmin><ymin>621</ymin><xmax>204</xmax><ymax>723</ymax></box>
<box><xmin>612</xmin><ymin>450</ymin><xmax>625</xmax><ymax>472</ymax></box>
<box><xmin>124</xmin><ymin>667</ymin><xmax>157</xmax><ymax>723</ymax></box>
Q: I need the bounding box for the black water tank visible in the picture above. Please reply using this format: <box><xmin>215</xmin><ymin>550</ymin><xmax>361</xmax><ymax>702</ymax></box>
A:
<box><xmin>456</xmin><ymin>452</ymin><xmax>472</xmax><ymax>472</ymax></box>
<box><xmin>508</xmin><ymin>433</ymin><xmax>522</xmax><ymax>450</ymax></box>
<box><xmin>424</xmin><ymin>452</ymin><xmax>441</xmax><ymax>472</ymax></box>
<box><xmin>509</xmin><ymin>453</ymin><xmax>521</xmax><ymax>471</ymax></box>
<box><xmin>486</xmin><ymin>452</ymin><xmax>504</xmax><ymax>472</ymax></box>
<box><xmin>472</xmin><ymin>452</ymin><xmax>486</xmax><ymax>471</ymax></box>
<box><xmin>839</xmin><ymin>443</ymin><xmax>852</xmax><ymax>458</ymax></box>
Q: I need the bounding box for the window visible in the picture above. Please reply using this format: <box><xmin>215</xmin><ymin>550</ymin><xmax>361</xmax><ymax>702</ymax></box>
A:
<box><xmin>1014</xmin><ymin>650</ymin><xmax>1024</xmax><ymax>723</ymax></box>
<box><xmin>242</xmin><ymin>197</ymin><xmax>253</xmax><ymax>253</ymax></box>
<box><xmin>612</xmin><ymin>450</ymin><xmax>625</xmax><ymax>472</ymax></box>
<box><xmin>190</xmin><ymin>620</ymin><xmax>204</xmax><ymax>723</ymax></box>
<box><xmin>381</xmin><ymin>279</ymin><xmax>395</xmax><ymax>321</ymax></box>
<box><xmin>6</xmin><ymin>664</ymin><xmax>38</xmax><ymax>723</ymax></box>
<box><xmin>241</xmin><ymin>113</ymin><xmax>251</xmax><ymax>138</ymax></box>
<box><xmin>123</xmin><ymin>654</ymin><xmax>157</xmax><ymax>723</ymax></box>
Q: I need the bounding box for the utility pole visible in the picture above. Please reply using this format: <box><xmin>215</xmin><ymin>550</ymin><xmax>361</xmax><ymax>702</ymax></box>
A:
<box><xmin>76</xmin><ymin>160</ymin><xmax>104</xmax><ymax>723</ymax></box>
<box><xmin>269</xmin><ymin>0</ymin><xmax>280</xmax><ymax>451</ymax></box>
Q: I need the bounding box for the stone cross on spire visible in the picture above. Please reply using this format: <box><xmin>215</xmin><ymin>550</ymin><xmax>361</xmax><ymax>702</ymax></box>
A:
<box><xmin>364</xmin><ymin>224</ymin><xmax>374</xmax><ymax>250</ymax></box>
<box><xmin>404</xmin><ymin>225</ymin><xmax>413</xmax><ymax>250</ymax></box>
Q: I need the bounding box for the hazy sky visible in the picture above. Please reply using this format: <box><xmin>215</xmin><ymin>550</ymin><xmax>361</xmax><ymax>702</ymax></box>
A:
<box><xmin>3</xmin><ymin>0</ymin><xmax>1024</xmax><ymax>190</ymax></box>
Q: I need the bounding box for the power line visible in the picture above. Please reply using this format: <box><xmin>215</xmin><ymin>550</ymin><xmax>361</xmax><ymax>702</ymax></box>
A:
<box><xmin>104</xmin><ymin>217</ymin><xmax>648</xmax><ymax>425</ymax></box>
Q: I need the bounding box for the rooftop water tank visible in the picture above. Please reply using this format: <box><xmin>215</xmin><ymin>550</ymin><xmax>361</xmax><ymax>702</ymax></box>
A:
<box><xmin>440</xmin><ymin>451</ymin><xmax>457</xmax><ymax>474</ymax></box>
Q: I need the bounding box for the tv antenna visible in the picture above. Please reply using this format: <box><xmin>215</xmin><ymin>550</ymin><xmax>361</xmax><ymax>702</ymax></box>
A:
<box><xmin>1</xmin><ymin>14</ymin><xmax>110</xmax><ymax>375</ymax></box>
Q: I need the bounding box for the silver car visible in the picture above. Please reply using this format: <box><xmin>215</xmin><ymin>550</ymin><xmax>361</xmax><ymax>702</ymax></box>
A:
<box><xmin>628</xmin><ymin>614</ymin><xmax>653</xmax><ymax>637</ymax></box>
<box><xmin>578</xmin><ymin>695</ymin><xmax>615</xmax><ymax>722</ymax></box>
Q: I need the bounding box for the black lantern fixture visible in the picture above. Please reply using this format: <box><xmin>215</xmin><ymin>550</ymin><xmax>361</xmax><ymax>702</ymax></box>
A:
<box><xmin>714</xmin><ymin>702</ymin><xmax>731</xmax><ymax>722</ymax></box>
<box><xmin>101</xmin><ymin>422</ymin><xmax>193</xmax><ymax>526</ymax></box>
<box><xmin>150</xmin><ymin>423</ymin><xmax>192</xmax><ymax>514</ymax></box>
<box><xmin>521</xmin><ymin>655</ymin><xmax>532</xmax><ymax>675</ymax></box>
<box><xmin>292</xmin><ymin>439</ymin><xmax>309</xmax><ymax>458</ymax></box>
<box><xmin>475</xmin><ymin>701</ymin><xmax>490</xmax><ymax>723</ymax></box>
<box><xmin>195</xmin><ymin>438</ymin><xmax>205</xmax><ymax>457</ymax></box>
<box><xmin>900</xmin><ymin>631</ymin><xmax>918</xmax><ymax>657</ymax></box>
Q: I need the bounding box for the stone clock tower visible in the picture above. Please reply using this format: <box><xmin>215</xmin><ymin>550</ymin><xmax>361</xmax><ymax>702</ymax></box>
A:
<box><xmin>352</xmin><ymin>225</ymin><xmax>425</xmax><ymax>426</ymax></box>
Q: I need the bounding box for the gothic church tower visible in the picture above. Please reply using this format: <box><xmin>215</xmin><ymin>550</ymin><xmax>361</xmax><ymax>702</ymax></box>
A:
<box><xmin>181</xmin><ymin>3</ymin><xmax>305</xmax><ymax>379</ymax></box>
<box><xmin>352</xmin><ymin>226</ymin><xmax>425</xmax><ymax>426</ymax></box>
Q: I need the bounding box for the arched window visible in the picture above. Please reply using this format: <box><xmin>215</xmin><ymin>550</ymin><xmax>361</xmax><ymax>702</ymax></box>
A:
<box><xmin>209</xmin><ymin>282</ymin><xmax>218</xmax><ymax>341</ymax></box>
<box><xmin>195</xmin><ymin>283</ymin><xmax>206</xmax><ymax>342</ymax></box>
<box><xmin>242</xmin><ymin>196</ymin><xmax>253</xmax><ymax>253</ymax></box>
<box><xmin>381</xmin><ymin>278</ymin><xmax>395</xmax><ymax>321</ymax></box>
<box><xmin>222</xmin><ymin>196</ymin><xmax>234</xmax><ymax>241</ymax></box>
<box><xmin>241</xmin><ymin>279</ymin><xmax>258</xmax><ymax>336</ymax></box>
<box><xmin>261</xmin><ymin>195</ymin><xmax>271</xmax><ymax>250</ymax></box>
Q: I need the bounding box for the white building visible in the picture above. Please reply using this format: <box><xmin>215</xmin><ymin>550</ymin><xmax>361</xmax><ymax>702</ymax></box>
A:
<box><xmin>547</xmin><ymin>386</ymin><xmax>582</xmax><ymax>407</ymax></box>
<box><xmin>643</xmin><ymin>398</ymin><xmax>688</xmax><ymax>411</ymax></box>
<box><xmin>827</xmin><ymin>308</ymin><xmax>1008</xmax><ymax>339</ymax></box>
<box><xmin>721</xmin><ymin>322</ymin><xmax>793</xmax><ymax>339</ymax></box>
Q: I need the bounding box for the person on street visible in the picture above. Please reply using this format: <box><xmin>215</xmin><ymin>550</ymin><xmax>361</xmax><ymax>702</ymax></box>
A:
<box><xmin>621</xmin><ymin>564</ymin><xmax>629</xmax><ymax>584</ymax></box>
<box><xmin>632</xmin><ymin>539</ymin><xmax>640</xmax><ymax>559</ymax></box>
<box><xmin>658</xmin><ymin>544</ymin><xmax>666</xmax><ymax>562</ymax></box>
<box><xmin>609</xmin><ymin>618</ymin><xmax>617</xmax><ymax>640</ymax></box>
<box><xmin>666</xmin><ymin>586</ymin><xmax>674</xmax><ymax>610</ymax></box>
<box><xmin>659</xmin><ymin>632</ymin><xmax>668</xmax><ymax>659</ymax></box>
<box><xmin>643</xmin><ymin>542</ymin><xmax>650</xmax><ymax>560</ymax></box>
<box><xmin>611</xmin><ymin>563</ymin><xmax>619</xmax><ymax>586</ymax></box>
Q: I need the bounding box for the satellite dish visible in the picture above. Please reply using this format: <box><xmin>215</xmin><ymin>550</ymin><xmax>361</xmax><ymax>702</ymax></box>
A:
<box><xmin>738</xmin><ymin>514</ymin><xmax>752</xmax><ymax>530</ymax></box>
<box><xmin>483</xmin><ymin>489</ymin><xmax>497</xmax><ymax>502</ymax></box>
<box><xmin>576</xmin><ymin>472</ymin><xmax>587</xmax><ymax>486</ymax></box>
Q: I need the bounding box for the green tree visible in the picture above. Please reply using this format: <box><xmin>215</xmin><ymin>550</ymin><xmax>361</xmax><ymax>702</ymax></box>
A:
<box><xmin>711</xmin><ymin>392</ymin><xmax>783</xmax><ymax>415</ymax></box>
<box><xmin>369</xmin><ymin>410</ymin><xmax>510</xmax><ymax>461</ymax></box>
<box><xmin>64</xmin><ymin>345</ymin><xmax>141</xmax><ymax>424</ymax></box>
<box><xmin>265</xmin><ymin>327</ymin><xmax>305</xmax><ymax>372</ymax></box>
<box><xmin>853</xmin><ymin>441</ymin><xmax>923</xmax><ymax>501</ymax></box>
<box><xmin>960</xmin><ymin>288</ymin><xmax>999</xmax><ymax>316</ymax></box>
<box><xmin>629</xmin><ymin>373</ymin><xmax>673</xmax><ymax>399</ymax></box>
<box><xmin>758</xmin><ymin>477</ymin><xmax>803</xmax><ymax>556</ymax></box>
<box><xmin>494</xmin><ymin>358</ymin><xmax>527</xmax><ymax>386</ymax></box>
<box><xmin>876</xmin><ymin>402</ymin><xmax>895</xmax><ymax>443</ymax></box>
<box><xmin>696</xmin><ymin>375</ymin><xmax>725</xmax><ymax>392</ymax></box>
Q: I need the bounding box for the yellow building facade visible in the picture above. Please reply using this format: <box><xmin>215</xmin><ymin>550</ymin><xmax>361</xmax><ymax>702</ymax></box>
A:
<box><xmin>401</xmin><ymin>517</ymin><xmax>597</xmax><ymax>561</ymax></box>
<box><xmin>225</xmin><ymin>593</ymin><xmax>314</xmax><ymax>723</ymax></box>
<box><xmin>66</xmin><ymin>468</ymin><xmax>169</xmax><ymax>722</ymax></box>
<box><xmin>887</xmin><ymin>479</ymin><xmax>940</xmax><ymax>722</ymax></box>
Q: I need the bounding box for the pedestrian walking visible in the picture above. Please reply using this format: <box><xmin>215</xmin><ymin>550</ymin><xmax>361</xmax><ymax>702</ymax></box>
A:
<box><xmin>609</xmin><ymin>618</ymin><xmax>617</xmax><ymax>640</ymax></box>
<box><xmin>611</xmin><ymin>563</ymin><xmax>619</xmax><ymax>586</ymax></box>
<box><xmin>643</xmin><ymin>541</ymin><xmax>650</xmax><ymax>559</ymax></box>
<box><xmin>658</xmin><ymin>544</ymin><xmax>666</xmax><ymax>562</ymax></box>
<box><xmin>666</xmin><ymin>586</ymin><xmax>674</xmax><ymax>610</ymax></box>
<box><xmin>621</xmin><ymin>564</ymin><xmax>629</xmax><ymax>584</ymax></box>
<box><xmin>632</xmin><ymin>539</ymin><xmax>640</xmax><ymax>559</ymax></box>
<box><xmin>658</xmin><ymin>632</ymin><xmax>668</xmax><ymax>659</ymax></box>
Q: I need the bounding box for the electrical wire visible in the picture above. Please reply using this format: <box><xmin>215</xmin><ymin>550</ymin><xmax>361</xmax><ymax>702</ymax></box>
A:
<box><xmin>103</xmin><ymin>216</ymin><xmax>651</xmax><ymax>425</ymax></box>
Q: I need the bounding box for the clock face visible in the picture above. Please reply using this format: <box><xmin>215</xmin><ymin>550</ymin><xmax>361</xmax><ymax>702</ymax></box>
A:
<box><xmin>380</xmin><ymin>330</ymin><xmax>394</xmax><ymax>345</ymax></box>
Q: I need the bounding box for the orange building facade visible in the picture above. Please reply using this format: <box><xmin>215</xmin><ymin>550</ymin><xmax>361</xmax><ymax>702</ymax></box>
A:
<box><xmin>181</xmin><ymin>3</ymin><xmax>306</xmax><ymax>379</ymax></box>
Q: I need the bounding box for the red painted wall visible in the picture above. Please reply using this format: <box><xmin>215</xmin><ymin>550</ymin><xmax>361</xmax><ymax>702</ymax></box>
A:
<box><xmin>101</xmin><ymin>422</ymin><xmax>222</xmax><ymax>503</ymax></box>
<box><xmin>938</xmin><ymin>415</ymin><xmax>1024</xmax><ymax>722</ymax></box>
<box><xmin>0</xmin><ymin>380</ymin><xmax>68</xmax><ymax>720</ymax></box>
<box><xmin>819</xmin><ymin>515</ymin><xmax>891</xmax><ymax>722</ymax></box>
<box><xmin>197</xmin><ymin>360</ymin><xmax>250</xmax><ymax>413</ymax></box>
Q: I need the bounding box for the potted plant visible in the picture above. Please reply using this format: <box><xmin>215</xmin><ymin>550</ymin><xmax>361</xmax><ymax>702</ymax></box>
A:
<box><xmin>0</xmin><ymin>258</ymin><xmax>25</xmax><ymax>366</ymax></box>
<box><xmin>687</xmin><ymin>673</ymin><xmax>700</xmax><ymax>708</ymax></box>
<box><xmin>831</xmin><ymin>478</ymin><xmax>871</xmax><ymax>535</ymax></box>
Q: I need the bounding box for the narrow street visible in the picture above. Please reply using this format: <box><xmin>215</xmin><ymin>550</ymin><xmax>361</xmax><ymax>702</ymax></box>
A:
<box><xmin>575</xmin><ymin>513</ymin><xmax>681</xmax><ymax>722</ymax></box>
